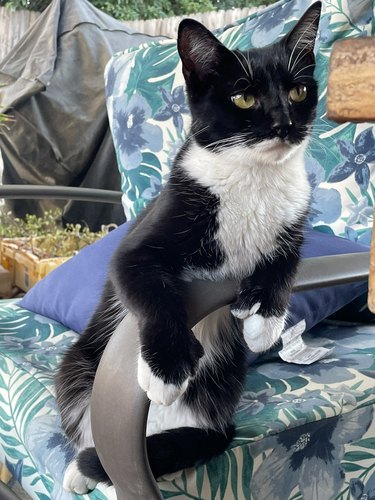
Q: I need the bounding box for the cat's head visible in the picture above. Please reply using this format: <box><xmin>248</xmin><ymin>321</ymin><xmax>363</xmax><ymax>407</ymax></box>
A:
<box><xmin>177</xmin><ymin>2</ymin><xmax>321</xmax><ymax>164</ymax></box>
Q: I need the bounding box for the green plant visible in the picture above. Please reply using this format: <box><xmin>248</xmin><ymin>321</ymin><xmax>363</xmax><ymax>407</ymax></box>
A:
<box><xmin>0</xmin><ymin>113</ymin><xmax>13</xmax><ymax>129</ymax></box>
<box><xmin>0</xmin><ymin>210</ymin><xmax>114</xmax><ymax>258</ymax></box>
<box><xmin>0</xmin><ymin>210</ymin><xmax>61</xmax><ymax>238</ymax></box>
<box><xmin>0</xmin><ymin>0</ymin><xmax>275</xmax><ymax>20</ymax></box>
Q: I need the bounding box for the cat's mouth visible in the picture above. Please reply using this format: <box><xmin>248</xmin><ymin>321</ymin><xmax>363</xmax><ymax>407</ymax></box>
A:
<box><xmin>257</xmin><ymin>137</ymin><xmax>295</xmax><ymax>153</ymax></box>
<box><xmin>258</xmin><ymin>137</ymin><xmax>291</xmax><ymax>150</ymax></box>
<box><xmin>252</xmin><ymin>137</ymin><xmax>301</xmax><ymax>163</ymax></box>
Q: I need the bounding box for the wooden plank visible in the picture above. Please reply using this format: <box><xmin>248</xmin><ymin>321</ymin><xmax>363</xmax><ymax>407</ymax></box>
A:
<box><xmin>327</xmin><ymin>37</ymin><xmax>375</xmax><ymax>123</ymax></box>
<box><xmin>0</xmin><ymin>6</ymin><xmax>263</xmax><ymax>63</ymax></box>
<box><xmin>0</xmin><ymin>463</ymin><xmax>12</xmax><ymax>484</ymax></box>
<box><xmin>368</xmin><ymin>212</ymin><xmax>375</xmax><ymax>313</ymax></box>
<box><xmin>0</xmin><ymin>7</ymin><xmax>40</xmax><ymax>63</ymax></box>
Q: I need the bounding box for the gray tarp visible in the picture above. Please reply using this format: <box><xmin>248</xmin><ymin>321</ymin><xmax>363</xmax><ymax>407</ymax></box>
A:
<box><xmin>0</xmin><ymin>0</ymin><xmax>162</xmax><ymax>230</ymax></box>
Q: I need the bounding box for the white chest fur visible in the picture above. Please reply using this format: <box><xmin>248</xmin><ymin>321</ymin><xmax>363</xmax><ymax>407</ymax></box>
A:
<box><xmin>182</xmin><ymin>140</ymin><xmax>311</xmax><ymax>279</ymax></box>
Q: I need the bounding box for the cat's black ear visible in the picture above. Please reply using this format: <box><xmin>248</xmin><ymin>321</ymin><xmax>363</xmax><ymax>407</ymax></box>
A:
<box><xmin>178</xmin><ymin>19</ymin><xmax>226</xmax><ymax>82</ymax></box>
<box><xmin>284</xmin><ymin>2</ymin><xmax>322</xmax><ymax>63</ymax></box>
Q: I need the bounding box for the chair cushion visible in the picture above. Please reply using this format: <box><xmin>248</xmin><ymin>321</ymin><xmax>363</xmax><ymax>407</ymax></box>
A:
<box><xmin>105</xmin><ymin>0</ymin><xmax>374</xmax><ymax>244</ymax></box>
<box><xmin>0</xmin><ymin>300</ymin><xmax>374</xmax><ymax>499</ymax></box>
<box><xmin>20</xmin><ymin>223</ymin><xmax>368</xmax><ymax>335</ymax></box>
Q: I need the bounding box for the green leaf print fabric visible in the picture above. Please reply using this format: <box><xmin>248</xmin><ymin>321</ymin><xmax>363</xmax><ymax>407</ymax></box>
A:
<box><xmin>105</xmin><ymin>0</ymin><xmax>374</xmax><ymax>245</ymax></box>
<box><xmin>0</xmin><ymin>301</ymin><xmax>113</xmax><ymax>499</ymax></box>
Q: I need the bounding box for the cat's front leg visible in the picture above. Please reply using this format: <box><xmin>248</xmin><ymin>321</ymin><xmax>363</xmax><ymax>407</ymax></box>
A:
<box><xmin>231</xmin><ymin>248</ymin><xmax>301</xmax><ymax>353</ymax></box>
<box><xmin>111</xmin><ymin>245</ymin><xmax>205</xmax><ymax>406</ymax></box>
<box><xmin>137</xmin><ymin>320</ymin><xmax>204</xmax><ymax>405</ymax></box>
<box><xmin>111</xmin><ymin>244</ymin><xmax>205</xmax><ymax>405</ymax></box>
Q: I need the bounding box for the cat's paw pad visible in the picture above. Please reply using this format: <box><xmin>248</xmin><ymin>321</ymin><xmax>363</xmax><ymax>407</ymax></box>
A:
<box><xmin>243</xmin><ymin>313</ymin><xmax>286</xmax><ymax>353</ymax></box>
<box><xmin>231</xmin><ymin>302</ymin><xmax>261</xmax><ymax>320</ymax></box>
<box><xmin>137</xmin><ymin>355</ymin><xmax>189</xmax><ymax>406</ymax></box>
<box><xmin>63</xmin><ymin>459</ymin><xmax>97</xmax><ymax>494</ymax></box>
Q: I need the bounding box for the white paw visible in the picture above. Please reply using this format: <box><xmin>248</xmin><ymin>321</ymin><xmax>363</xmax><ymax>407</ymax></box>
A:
<box><xmin>232</xmin><ymin>302</ymin><xmax>261</xmax><ymax>320</ymax></box>
<box><xmin>63</xmin><ymin>459</ymin><xmax>97</xmax><ymax>494</ymax></box>
<box><xmin>243</xmin><ymin>313</ymin><xmax>286</xmax><ymax>353</ymax></box>
<box><xmin>105</xmin><ymin>485</ymin><xmax>118</xmax><ymax>500</ymax></box>
<box><xmin>137</xmin><ymin>355</ymin><xmax>189</xmax><ymax>406</ymax></box>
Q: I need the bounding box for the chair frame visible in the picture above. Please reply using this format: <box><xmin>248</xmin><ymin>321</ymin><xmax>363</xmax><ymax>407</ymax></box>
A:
<box><xmin>0</xmin><ymin>185</ymin><xmax>369</xmax><ymax>500</ymax></box>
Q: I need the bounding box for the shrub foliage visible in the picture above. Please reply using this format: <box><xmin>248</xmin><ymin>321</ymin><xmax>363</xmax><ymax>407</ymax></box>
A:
<box><xmin>0</xmin><ymin>0</ymin><xmax>273</xmax><ymax>20</ymax></box>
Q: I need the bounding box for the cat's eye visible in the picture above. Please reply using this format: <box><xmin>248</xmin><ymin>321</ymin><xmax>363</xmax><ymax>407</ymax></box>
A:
<box><xmin>231</xmin><ymin>93</ymin><xmax>255</xmax><ymax>110</ymax></box>
<box><xmin>289</xmin><ymin>85</ymin><xmax>307</xmax><ymax>103</ymax></box>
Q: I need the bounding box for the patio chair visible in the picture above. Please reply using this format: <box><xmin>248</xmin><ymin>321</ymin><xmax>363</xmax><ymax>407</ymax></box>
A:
<box><xmin>0</xmin><ymin>0</ymin><xmax>374</xmax><ymax>498</ymax></box>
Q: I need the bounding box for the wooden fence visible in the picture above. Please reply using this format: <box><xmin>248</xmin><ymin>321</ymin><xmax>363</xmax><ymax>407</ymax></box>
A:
<box><xmin>0</xmin><ymin>7</ymin><xmax>40</xmax><ymax>63</ymax></box>
<box><xmin>0</xmin><ymin>5</ymin><xmax>262</xmax><ymax>63</ymax></box>
<box><xmin>125</xmin><ymin>7</ymin><xmax>261</xmax><ymax>38</ymax></box>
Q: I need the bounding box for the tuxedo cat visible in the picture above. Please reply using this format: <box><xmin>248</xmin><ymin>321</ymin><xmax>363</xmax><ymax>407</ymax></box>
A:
<box><xmin>57</xmin><ymin>2</ymin><xmax>321</xmax><ymax>493</ymax></box>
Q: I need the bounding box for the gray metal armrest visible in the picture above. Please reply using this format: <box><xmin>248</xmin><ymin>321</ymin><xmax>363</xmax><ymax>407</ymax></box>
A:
<box><xmin>91</xmin><ymin>252</ymin><xmax>369</xmax><ymax>500</ymax></box>
<box><xmin>0</xmin><ymin>481</ymin><xmax>21</xmax><ymax>500</ymax></box>
<box><xmin>0</xmin><ymin>185</ymin><xmax>122</xmax><ymax>204</ymax></box>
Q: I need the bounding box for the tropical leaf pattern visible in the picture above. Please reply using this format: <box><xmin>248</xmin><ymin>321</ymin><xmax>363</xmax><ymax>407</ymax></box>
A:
<box><xmin>0</xmin><ymin>301</ymin><xmax>374</xmax><ymax>499</ymax></box>
<box><xmin>105</xmin><ymin>0</ymin><xmax>374</xmax><ymax>242</ymax></box>
<box><xmin>0</xmin><ymin>301</ymin><xmax>112</xmax><ymax>499</ymax></box>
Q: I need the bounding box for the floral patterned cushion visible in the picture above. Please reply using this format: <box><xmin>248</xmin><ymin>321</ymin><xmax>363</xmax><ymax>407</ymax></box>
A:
<box><xmin>105</xmin><ymin>0</ymin><xmax>374</xmax><ymax>243</ymax></box>
<box><xmin>0</xmin><ymin>300</ymin><xmax>113</xmax><ymax>499</ymax></box>
<box><xmin>0</xmin><ymin>299</ymin><xmax>374</xmax><ymax>499</ymax></box>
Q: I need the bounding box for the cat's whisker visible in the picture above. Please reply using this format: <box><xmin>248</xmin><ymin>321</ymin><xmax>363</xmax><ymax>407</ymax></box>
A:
<box><xmin>232</xmin><ymin>50</ymin><xmax>252</xmax><ymax>82</ymax></box>
<box><xmin>205</xmin><ymin>134</ymin><xmax>249</xmax><ymax>151</ymax></box>
<box><xmin>288</xmin><ymin>13</ymin><xmax>320</xmax><ymax>72</ymax></box>
<box><xmin>245</xmin><ymin>51</ymin><xmax>254</xmax><ymax>80</ymax></box>
<box><xmin>189</xmin><ymin>125</ymin><xmax>210</xmax><ymax>140</ymax></box>
<box><xmin>234</xmin><ymin>76</ymin><xmax>251</xmax><ymax>88</ymax></box>
<box><xmin>309</xmin><ymin>136</ymin><xmax>336</xmax><ymax>158</ymax></box>
<box><xmin>290</xmin><ymin>40</ymin><xmax>315</xmax><ymax>75</ymax></box>
<box><xmin>294</xmin><ymin>74</ymin><xmax>315</xmax><ymax>81</ymax></box>
<box><xmin>204</xmin><ymin>133</ymin><xmax>248</xmax><ymax>146</ymax></box>
<box><xmin>310</xmin><ymin>125</ymin><xmax>335</xmax><ymax>135</ymax></box>
<box><xmin>293</xmin><ymin>63</ymin><xmax>316</xmax><ymax>78</ymax></box>
<box><xmin>211</xmin><ymin>142</ymin><xmax>244</xmax><ymax>152</ymax></box>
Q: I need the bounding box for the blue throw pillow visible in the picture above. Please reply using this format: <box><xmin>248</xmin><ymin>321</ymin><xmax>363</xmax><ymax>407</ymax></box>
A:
<box><xmin>20</xmin><ymin>225</ymin><xmax>368</xmax><ymax>334</ymax></box>
<box><xmin>287</xmin><ymin>230</ymin><xmax>368</xmax><ymax>330</ymax></box>
<box><xmin>21</xmin><ymin>222</ymin><xmax>133</xmax><ymax>333</ymax></box>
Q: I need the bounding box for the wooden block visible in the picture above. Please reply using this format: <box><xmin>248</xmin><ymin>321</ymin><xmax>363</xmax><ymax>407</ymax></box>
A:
<box><xmin>368</xmin><ymin>208</ymin><xmax>375</xmax><ymax>313</ymax></box>
<box><xmin>0</xmin><ymin>463</ymin><xmax>12</xmax><ymax>484</ymax></box>
<box><xmin>0</xmin><ymin>265</ymin><xmax>12</xmax><ymax>297</ymax></box>
<box><xmin>327</xmin><ymin>38</ymin><xmax>375</xmax><ymax>123</ymax></box>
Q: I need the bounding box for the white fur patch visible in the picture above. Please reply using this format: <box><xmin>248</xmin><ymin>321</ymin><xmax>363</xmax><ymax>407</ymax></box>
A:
<box><xmin>137</xmin><ymin>355</ymin><xmax>189</xmax><ymax>406</ymax></box>
<box><xmin>105</xmin><ymin>485</ymin><xmax>118</xmax><ymax>500</ymax></box>
<box><xmin>243</xmin><ymin>313</ymin><xmax>286</xmax><ymax>353</ymax></box>
<box><xmin>77</xmin><ymin>405</ymin><xmax>94</xmax><ymax>449</ymax></box>
<box><xmin>63</xmin><ymin>459</ymin><xmax>97</xmax><ymax>494</ymax></box>
<box><xmin>147</xmin><ymin>399</ymin><xmax>203</xmax><ymax>435</ymax></box>
<box><xmin>232</xmin><ymin>301</ymin><xmax>261</xmax><ymax>319</ymax></box>
<box><xmin>181</xmin><ymin>139</ymin><xmax>310</xmax><ymax>281</ymax></box>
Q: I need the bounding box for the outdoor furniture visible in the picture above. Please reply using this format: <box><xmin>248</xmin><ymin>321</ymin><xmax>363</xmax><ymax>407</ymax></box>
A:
<box><xmin>0</xmin><ymin>185</ymin><xmax>371</xmax><ymax>500</ymax></box>
<box><xmin>0</xmin><ymin>1</ymin><xmax>374</xmax><ymax>499</ymax></box>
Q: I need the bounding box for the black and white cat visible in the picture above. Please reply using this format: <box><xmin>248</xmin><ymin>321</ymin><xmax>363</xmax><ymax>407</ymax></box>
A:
<box><xmin>57</xmin><ymin>2</ymin><xmax>321</xmax><ymax>494</ymax></box>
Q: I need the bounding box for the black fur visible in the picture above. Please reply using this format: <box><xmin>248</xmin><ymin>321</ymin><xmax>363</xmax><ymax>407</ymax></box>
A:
<box><xmin>78</xmin><ymin>426</ymin><xmax>235</xmax><ymax>483</ymax></box>
<box><xmin>179</xmin><ymin>5</ymin><xmax>320</xmax><ymax>150</ymax></box>
<box><xmin>56</xmin><ymin>2</ymin><xmax>322</xmax><ymax>491</ymax></box>
<box><xmin>78</xmin><ymin>448</ymin><xmax>112</xmax><ymax>484</ymax></box>
<box><xmin>231</xmin><ymin>219</ymin><xmax>308</xmax><ymax>319</ymax></box>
